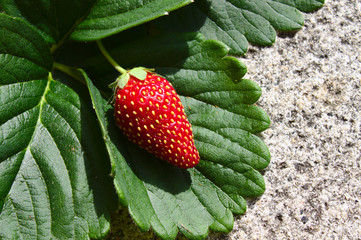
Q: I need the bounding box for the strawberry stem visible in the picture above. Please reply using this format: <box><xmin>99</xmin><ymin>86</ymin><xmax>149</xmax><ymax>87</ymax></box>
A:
<box><xmin>96</xmin><ymin>40</ymin><xmax>127</xmax><ymax>74</ymax></box>
<box><xmin>53</xmin><ymin>62</ymin><xmax>86</xmax><ymax>84</ymax></box>
<box><xmin>53</xmin><ymin>62</ymin><xmax>111</xmax><ymax>99</ymax></box>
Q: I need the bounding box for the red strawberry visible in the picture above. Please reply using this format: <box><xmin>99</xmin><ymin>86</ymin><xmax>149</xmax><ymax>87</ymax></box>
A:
<box><xmin>113</xmin><ymin>68</ymin><xmax>200</xmax><ymax>168</ymax></box>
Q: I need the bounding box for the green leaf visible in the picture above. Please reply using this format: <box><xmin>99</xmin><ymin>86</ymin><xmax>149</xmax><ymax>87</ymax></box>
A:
<box><xmin>70</xmin><ymin>0</ymin><xmax>193</xmax><ymax>41</ymax></box>
<box><xmin>273</xmin><ymin>0</ymin><xmax>325</xmax><ymax>12</ymax></box>
<box><xmin>153</xmin><ymin>0</ymin><xmax>325</xmax><ymax>55</ymax></box>
<box><xmin>0</xmin><ymin>0</ymin><xmax>96</xmax><ymax>43</ymax></box>
<box><xmin>0</xmin><ymin>13</ymin><xmax>115</xmax><ymax>239</ymax></box>
<box><xmin>78</xmin><ymin>32</ymin><xmax>270</xmax><ymax>239</ymax></box>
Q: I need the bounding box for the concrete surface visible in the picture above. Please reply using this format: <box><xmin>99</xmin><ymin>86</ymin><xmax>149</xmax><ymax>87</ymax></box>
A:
<box><xmin>210</xmin><ymin>1</ymin><xmax>361</xmax><ymax>239</ymax></box>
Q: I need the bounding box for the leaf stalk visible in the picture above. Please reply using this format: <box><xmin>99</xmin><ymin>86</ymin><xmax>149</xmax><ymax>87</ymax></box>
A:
<box><xmin>53</xmin><ymin>62</ymin><xmax>110</xmax><ymax>99</ymax></box>
<box><xmin>53</xmin><ymin>62</ymin><xmax>86</xmax><ymax>84</ymax></box>
<box><xmin>96</xmin><ymin>40</ymin><xmax>127</xmax><ymax>74</ymax></box>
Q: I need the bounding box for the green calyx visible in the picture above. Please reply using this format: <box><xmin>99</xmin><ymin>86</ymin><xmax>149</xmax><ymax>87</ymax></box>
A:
<box><xmin>128</xmin><ymin>67</ymin><xmax>148</xmax><ymax>80</ymax></box>
<box><xmin>109</xmin><ymin>67</ymin><xmax>152</xmax><ymax>90</ymax></box>
<box><xmin>115</xmin><ymin>73</ymin><xmax>130</xmax><ymax>89</ymax></box>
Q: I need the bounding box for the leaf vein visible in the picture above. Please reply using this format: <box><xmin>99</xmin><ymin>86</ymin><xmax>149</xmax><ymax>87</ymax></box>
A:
<box><xmin>29</xmin><ymin>147</ymin><xmax>54</xmax><ymax>239</ymax></box>
<box><xmin>34</xmin><ymin>122</ymin><xmax>76</xmax><ymax>237</ymax></box>
<box><xmin>21</xmin><ymin>172</ymin><xmax>39</xmax><ymax>238</ymax></box>
<box><xmin>199</xmin><ymin>159</ymin><xmax>263</xmax><ymax>191</ymax></box>
<box><xmin>7</xmin><ymin>197</ymin><xmax>23</xmax><ymax>238</ymax></box>
<box><xmin>195</xmin><ymin>2</ymin><xmax>241</xmax><ymax>47</ymax></box>
<box><xmin>266</xmin><ymin>1</ymin><xmax>302</xmax><ymax>26</ymax></box>
<box><xmin>194</xmin><ymin>126</ymin><xmax>264</xmax><ymax>169</ymax></box>
<box><xmin>190</xmin><ymin>181</ymin><xmax>228</xmax><ymax>229</ymax></box>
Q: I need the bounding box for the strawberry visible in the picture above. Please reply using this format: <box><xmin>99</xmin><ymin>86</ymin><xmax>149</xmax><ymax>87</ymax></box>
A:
<box><xmin>113</xmin><ymin>68</ymin><xmax>200</xmax><ymax>168</ymax></box>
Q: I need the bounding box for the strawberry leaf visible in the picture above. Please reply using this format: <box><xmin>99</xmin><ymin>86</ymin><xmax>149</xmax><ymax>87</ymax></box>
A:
<box><xmin>153</xmin><ymin>0</ymin><xmax>325</xmax><ymax>55</ymax></box>
<box><xmin>70</xmin><ymin>0</ymin><xmax>193</xmax><ymax>41</ymax></box>
<box><xmin>78</xmin><ymin>32</ymin><xmax>270</xmax><ymax>239</ymax></box>
<box><xmin>0</xmin><ymin>14</ymin><xmax>115</xmax><ymax>239</ymax></box>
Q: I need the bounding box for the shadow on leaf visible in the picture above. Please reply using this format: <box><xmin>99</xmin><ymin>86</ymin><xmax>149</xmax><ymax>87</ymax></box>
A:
<box><xmin>105</xmin><ymin>108</ymin><xmax>192</xmax><ymax>195</ymax></box>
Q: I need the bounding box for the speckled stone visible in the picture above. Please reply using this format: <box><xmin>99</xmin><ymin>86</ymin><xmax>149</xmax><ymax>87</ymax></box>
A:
<box><xmin>208</xmin><ymin>1</ymin><xmax>361</xmax><ymax>239</ymax></box>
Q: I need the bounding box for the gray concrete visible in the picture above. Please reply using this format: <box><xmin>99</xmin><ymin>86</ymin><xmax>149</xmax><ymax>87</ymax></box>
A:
<box><xmin>210</xmin><ymin>1</ymin><xmax>361</xmax><ymax>239</ymax></box>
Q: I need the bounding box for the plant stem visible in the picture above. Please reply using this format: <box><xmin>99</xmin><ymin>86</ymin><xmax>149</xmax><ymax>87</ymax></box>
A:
<box><xmin>53</xmin><ymin>62</ymin><xmax>110</xmax><ymax>98</ymax></box>
<box><xmin>50</xmin><ymin>0</ymin><xmax>100</xmax><ymax>54</ymax></box>
<box><xmin>53</xmin><ymin>62</ymin><xmax>86</xmax><ymax>84</ymax></box>
<box><xmin>50</xmin><ymin>17</ymin><xmax>85</xmax><ymax>54</ymax></box>
<box><xmin>96</xmin><ymin>40</ymin><xmax>127</xmax><ymax>74</ymax></box>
